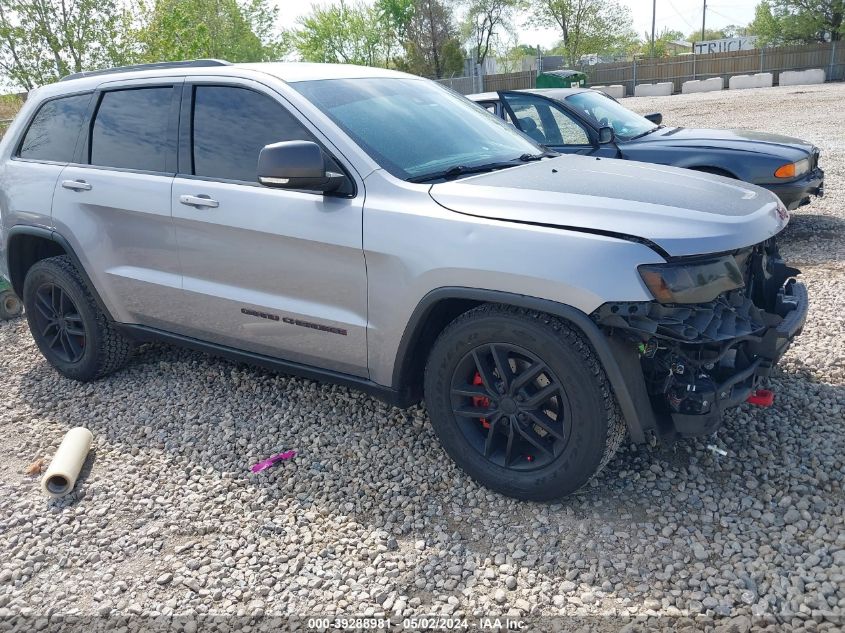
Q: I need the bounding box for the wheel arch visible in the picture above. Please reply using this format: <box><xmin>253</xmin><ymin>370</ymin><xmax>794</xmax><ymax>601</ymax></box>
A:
<box><xmin>392</xmin><ymin>287</ymin><xmax>657</xmax><ymax>443</ymax></box>
<box><xmin>6</xmin><ymin>225</ymin><xmax>114</xmax><ymax>321</ymax></box>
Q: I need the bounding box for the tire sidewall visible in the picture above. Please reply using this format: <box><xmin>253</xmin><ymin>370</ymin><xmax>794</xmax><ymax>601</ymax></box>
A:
<box><xmin>425</xmin><ymin>312</ymin><xmax>610</xmax><ymax>501</ymax></box>
<box><xmin>23</xmin><ymin>262</ymin><xmax>103</xmax><ymax>381</ymax></box>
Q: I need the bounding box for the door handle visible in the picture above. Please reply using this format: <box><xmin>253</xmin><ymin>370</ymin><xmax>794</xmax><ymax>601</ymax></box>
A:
<box><xmin>61</xmin><ymin>179</ymin><xmax>92</xmax><ymax>192</ymax></box>
<box><xmin>179</xmin><ymin>194</ymin><xmax>219</xmax><ymax>209</ymax></box>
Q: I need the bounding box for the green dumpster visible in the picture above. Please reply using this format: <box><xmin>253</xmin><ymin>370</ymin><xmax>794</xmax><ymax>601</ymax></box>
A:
<box><xmin>535</xmin><ymin>69</ymin><xmax>588</xmax><ymax>89</ymax></box>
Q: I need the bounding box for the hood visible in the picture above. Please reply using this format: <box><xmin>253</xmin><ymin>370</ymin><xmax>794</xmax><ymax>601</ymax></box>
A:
<box><xmin>637</xmin><ymin>127</ymin><xmax>815</xmax><ymax>156</ymax></box>
<box><xmin>429</xmin><ymin>155</ymin><xmax>788</xmax><ymax>258</ymax></box>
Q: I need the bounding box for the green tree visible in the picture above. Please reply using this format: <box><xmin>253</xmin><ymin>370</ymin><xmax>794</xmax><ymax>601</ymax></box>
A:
<box><xmin>531</xmin><ymin>0</ymin><xmax>636</xmax><ymax>66</ymax></box>
<box><xmin>294</xmin><ymin>1</ymin><xmax>393</xmax><ymax>66</ymax></box>
<box><xmin>0</xmin><ymin>0</ymin><xmax>138</xmax><ymax>89</ymax></box>
<box><xmin>403</xmin><ymin>0</ymin><xmax>465</xmax><ymax>77</ymax></box>
<box><xmin>641</xmin><ymin>27</ymin><xmax>685</xmax><ymax>57</ymax></box>
<box><xmin>461</xmin><ymin>0</ymin><xmax>524</xmax><ymax>68</ymax></box>
<box><xmin>749</xmin><ymin>0</ymin><xmax>843</xmax><ymax>43</ymax></box>
<box><xmin>138</xmin><ymin>0</ymin><xmax>283</xmax><ymax>63</ymax></box>
<box><xmin>376</xmin><ymin>0</ymin><xmax>415</xmax><ymax>63</ymax></box>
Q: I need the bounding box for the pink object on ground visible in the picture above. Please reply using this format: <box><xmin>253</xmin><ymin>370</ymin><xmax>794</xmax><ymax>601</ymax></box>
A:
<box><xmin>250</xmin><ymin>450</ymin><xmax>297</xmax><ymax>473</ymax></box>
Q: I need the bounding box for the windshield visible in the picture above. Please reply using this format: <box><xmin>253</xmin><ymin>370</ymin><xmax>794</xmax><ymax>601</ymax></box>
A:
<box><xmin>292</xmin><ymin>78</ymin><xmax>543</xmax><ymax>181</ymax></box>
<box><xmin>565</xmin><ymin>91</ymin><xmax>657</xmax><ymax>140</ymax></box>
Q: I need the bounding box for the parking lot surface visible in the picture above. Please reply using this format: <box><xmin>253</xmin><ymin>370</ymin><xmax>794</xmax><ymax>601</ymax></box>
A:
<box><xmin>1</xmin><ymin>83</ymin><xmax>843</xmax><ymax>631</ymax></box>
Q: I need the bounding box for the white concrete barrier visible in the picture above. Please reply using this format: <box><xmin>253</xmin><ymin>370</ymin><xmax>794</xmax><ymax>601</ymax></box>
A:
<box><xmin>729</xmin><ymin>72</ymin><xmax>773</xmax><ymax>90</ymax></box>
<box><xmin>779</xmin><ymin>68</ymin><xmax>825</xmax><ymax>86</ymax></box>
<box><xmin>591</xmin><ymin>84</ymin><xmax>625</xmax><ymax>99</ymax></box>
<box><xmin>681</xmin><ymin>77</ymin><xmax>724</xmax><ymax>94</ymax></box>
<box><xmin>634</xmin><ymin>82</ymin><xmax>673</xmax><ymax>97</ymax></box>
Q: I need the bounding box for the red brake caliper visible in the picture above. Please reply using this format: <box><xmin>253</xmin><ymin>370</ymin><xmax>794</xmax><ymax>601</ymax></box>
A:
<box><xmin>472</xmin><ymin>372</ymin><xmax>491</xmax><ymax>429</ymax></box>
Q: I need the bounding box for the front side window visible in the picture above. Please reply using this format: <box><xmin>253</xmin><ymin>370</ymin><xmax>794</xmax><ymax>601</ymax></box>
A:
<box><xmin>18</xmin><ymin>93</ymin><xmax>91</xmax><ymax>162</ymax></box>
<box><xmin>191</xmin><ymin>85</ymin><xmax>316</xmax><ymax>182</ymax></box>
<box><xmin>293</xmin><ymin>78</ymin><xmax>542</xmax><ymax>181</ymax></box>
<box><xmin>504</xmin><ymin>93</ymin><xmax>590</xmax><ymax>146</ymax></box>
<box><xmin>90</xmin><ymin>87</ymin><xmax>173</xmax><ymax>172</ymax></box>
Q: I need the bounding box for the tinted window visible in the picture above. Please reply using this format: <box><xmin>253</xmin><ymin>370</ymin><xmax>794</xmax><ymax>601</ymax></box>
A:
<box><xmin>91</xmin><ymin>88</ymin><xmax>173</xmax><ymax>171</ymax></box>
<box><xmin>18</xmin><ymin>93</ymin><xmax>91</xmax><ymax>162</ymax></box>
<box><xmin>192</xmin><ymin>86</ymin><xmax>315</xmax><ymax>182</ymax></box>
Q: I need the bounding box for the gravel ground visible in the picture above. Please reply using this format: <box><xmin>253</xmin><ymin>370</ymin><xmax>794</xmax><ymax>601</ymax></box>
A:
<box><xmin>1</xmin><ymin>83</ymin><xmax>844</xmax><ymax>632</ymax></box>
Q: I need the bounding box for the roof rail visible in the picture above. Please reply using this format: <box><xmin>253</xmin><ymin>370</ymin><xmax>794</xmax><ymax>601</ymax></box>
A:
<box><xmin>60</xmin><ymin>59</ymin><xmax>232</xmax><ymax>82</ymax></box>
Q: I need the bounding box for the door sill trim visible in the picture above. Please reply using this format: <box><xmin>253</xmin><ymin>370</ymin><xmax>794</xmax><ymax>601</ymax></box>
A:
<box><xmin>117</xmin><ymin>324</ymin><xmax>416</xmax><ymax>408</ymax></box>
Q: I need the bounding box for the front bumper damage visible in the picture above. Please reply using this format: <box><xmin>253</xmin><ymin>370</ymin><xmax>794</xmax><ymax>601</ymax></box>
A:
<box><xmin>592</xmin><ymin>239</ymin><xmax>808</xmax><ymax>438</ymax></box>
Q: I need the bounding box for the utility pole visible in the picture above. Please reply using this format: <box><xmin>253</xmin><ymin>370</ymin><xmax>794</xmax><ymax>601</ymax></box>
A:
<box><xmin>701</xmin><ymin>0</ymin><xmax>707</xmax><ymax>42</ymax></box>
<box><xmin>650</xmin><ymin>0</ymin><xmax>657</xmax><ymax>58</ymax></box>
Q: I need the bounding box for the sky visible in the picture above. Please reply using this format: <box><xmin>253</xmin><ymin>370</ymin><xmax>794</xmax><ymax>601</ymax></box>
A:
<box><xmin>275</xmin><ymin>0</ymin><xmax>760</xmax><ymax>49</ymax></box>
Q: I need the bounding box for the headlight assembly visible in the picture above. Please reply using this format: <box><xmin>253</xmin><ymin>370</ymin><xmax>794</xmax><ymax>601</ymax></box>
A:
<box><xmin>774</xmin><ymin>158</ymin><xmax>809</xmax><ymax>179</ymax></box>
<box><xmin>638</xmin><ymin>255</ymin><xmax>745</xmax><ymax>304</ymax></box>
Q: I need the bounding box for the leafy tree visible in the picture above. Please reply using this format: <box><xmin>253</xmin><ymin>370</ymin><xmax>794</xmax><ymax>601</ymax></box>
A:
<box><xmin>376</xmin><ymin>0</ymin><xmax>415</xmax><ymax>63</ymax></box>
<box><xmin>403</xmin><ymin>0</ymin><xmax>465</xmax><ymax>77</ymax></box>
<box><xmin>688</xmin><ymin>28</ymin><xmax>729</xmax><ymax>42</ymax></box>
<box><xmin>494</xmin><ymin>42</ymin><xmax>539</xmax><ymax>71</ymax></box>
<box><xmin>138</xmin><ymin>0</ymin><xmax>283</xmax><ymax>63</ymax></box>
<box><xmin>293</xmin><ymin>1</ymin><xmax>392</xmax><ymax>66</ymax></box>
<box><xmin>748</xmin><ymin>0</ymin><xmax>843</xmax><ymax>43</ymax></box>
<box><xmin>531</xmin><ymin>0</ymin><xmax>637</xmax><ymax>66</ymax></box>
<box><xmin>461</xmin><ymin>0</ymin><xmax>524</xmax><ymax>68</ymax></box>
<box><xmin>641</xmin><ymin>27</ymin><xmax>685</xmax><ymax>57</ymax></box>
<box><xmin>0</xmin><ymin>0</ymin><xmax>138</xmax><ymax>89</ymax></box>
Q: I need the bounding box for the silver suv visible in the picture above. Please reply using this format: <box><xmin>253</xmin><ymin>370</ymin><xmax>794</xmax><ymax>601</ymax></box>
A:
<box><xmin>0</xmin><ymin>60</ymin><xmax>808</xmax><ymax>500</ymax></box>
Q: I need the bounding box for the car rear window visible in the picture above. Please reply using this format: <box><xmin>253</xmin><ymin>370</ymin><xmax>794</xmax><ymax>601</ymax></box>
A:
<box><xmin>190</xmin><ymin>85</ymin><xmax>315</xmax><ymax>182</ymax></box>
<box><xmin>18</xmin><ymin>93</ymin><xmax>91</xmax><ymax>162</ymax></box>
<box><xmin>90</xmin><ymin>87</ymin><xmax>173</xmax><ymax>172</ymax></box>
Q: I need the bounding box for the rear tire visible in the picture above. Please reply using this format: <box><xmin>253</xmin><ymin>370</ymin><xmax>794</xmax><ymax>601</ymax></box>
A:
<box><xmin>424</xmin><ymin>304</ymin><xmax>624</xmax><ymax>501</ymax></box>
<box><xmin>23</xmin><ymin>255</ymin><xmax>133</xmax><ymax>381</ymax></box>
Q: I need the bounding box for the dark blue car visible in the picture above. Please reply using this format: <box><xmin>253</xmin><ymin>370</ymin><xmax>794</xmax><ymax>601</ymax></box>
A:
<box><xmin>469</xmin><ymin>88</ymin><xmax>824</xmax><ymax>210</ymax></box>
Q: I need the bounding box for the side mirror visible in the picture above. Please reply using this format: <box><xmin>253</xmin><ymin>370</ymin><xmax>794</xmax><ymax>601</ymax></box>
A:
<box><xmin>598</xmin><ymin>126</ymin><xmax>616</xmax><ymax>144</ymax></box>
<box><xmin>644</xmin><ymin>112</ymin><xmax>663</xmax><ymax>125</ymax></box>
<box><xmin>257</xmin><ymin>140</ymin><xmax>345</xmax><ymax>193</ymax></box>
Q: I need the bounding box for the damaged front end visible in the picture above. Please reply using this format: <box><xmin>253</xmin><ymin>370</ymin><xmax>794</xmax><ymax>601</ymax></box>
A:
<box><xmin>592</xmin><ymin>238</ymin><xmax>808</xmax><ymax>439</ymax></box>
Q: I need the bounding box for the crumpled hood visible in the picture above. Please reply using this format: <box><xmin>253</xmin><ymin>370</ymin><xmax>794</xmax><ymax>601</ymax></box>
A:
<box><xmin>641</xmin><ymin>127</ymin><xmax>815</xmax><ymax>157</ymax></box>
<box><xmin>429</xmin><ymin>155</ymin><xmax>789</xmax><ymax>257</ymax></box>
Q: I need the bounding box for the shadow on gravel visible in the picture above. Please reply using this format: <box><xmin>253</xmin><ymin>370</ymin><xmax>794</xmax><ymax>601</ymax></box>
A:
<box><xmin>780</xmin><ymin>213</ymin><xmax>845</xmax><ymax>265</ymax></box>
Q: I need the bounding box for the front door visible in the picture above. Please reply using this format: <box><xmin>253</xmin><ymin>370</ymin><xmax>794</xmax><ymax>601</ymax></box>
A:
<box><xmin>170</xmin><ymin>80</ymin><xmax>368</xmax><ymax>377</ymax></box>
<box><xmin>499</xmin><ymin>91</ymin><xmax>617</xmax><ymax>157</ymax></box>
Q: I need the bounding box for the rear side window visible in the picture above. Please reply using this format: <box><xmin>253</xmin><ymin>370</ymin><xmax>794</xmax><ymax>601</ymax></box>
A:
<box><xmin>18</xmin><ymin>93</ymin><xmax>91</xmax><ymax>162</ymax></box>
<box><xmin>191</xmin><ymin>85</ymin><xmax>315</xmax><ymax>182</ymax></box>
<box><xmin>90</xmin><ymin>87</ymin><xmax>173</xmax><ymax>172</ymax></box>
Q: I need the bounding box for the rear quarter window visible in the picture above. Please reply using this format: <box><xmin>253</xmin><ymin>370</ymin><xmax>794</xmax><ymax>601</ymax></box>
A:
<box><xmin>18</xmin><ymin>93</ymin><xmax>92</xmax><ymax>162</ymax></box>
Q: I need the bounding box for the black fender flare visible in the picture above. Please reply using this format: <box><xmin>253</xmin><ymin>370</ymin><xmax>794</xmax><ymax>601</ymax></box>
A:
<box><xmin>5</xmin><ymin>224</ymin><xmax>116</xmax><ymax>321</ymax></box>
<box><xmin>393</xmin><ymin>287</ymin><xmax>657</xmax><ymax>443</ymax></box>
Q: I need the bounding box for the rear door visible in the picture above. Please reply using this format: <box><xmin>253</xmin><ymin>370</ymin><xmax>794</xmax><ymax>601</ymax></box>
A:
<box><xmin>500</xmin><ymin>91</ymin><xmax>614</xmax><ymax>156</ymax></box>
<box><xmin>51</xmin><ymin>78</ymin><xmax>184</xmax><ymax>327</ymax></box>
<box><xmin>170</xmin><ymin>78</ymin><xmax>368</xmax><ymax>377</ymax></box>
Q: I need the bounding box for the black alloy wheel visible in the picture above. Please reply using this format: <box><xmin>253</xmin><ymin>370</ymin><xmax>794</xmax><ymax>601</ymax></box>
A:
<box><xmin>450</xmin><ymin>343</ymin><xmax>572</xmax><ymax>471</ymax></box>
<box><xmin>30</xmin><ymin>282</ymin><xmax>87</xmax><ymax>363</ymax></box>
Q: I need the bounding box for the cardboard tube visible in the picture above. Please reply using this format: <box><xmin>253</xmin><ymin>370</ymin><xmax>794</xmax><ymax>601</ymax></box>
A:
<box><xmin>41</xmin><ymin>427</ymin><xmax>93</xmax><ymax>498</ymax></box>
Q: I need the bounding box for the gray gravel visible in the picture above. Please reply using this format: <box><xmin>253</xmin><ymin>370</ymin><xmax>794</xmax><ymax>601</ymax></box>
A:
<box><xmin>1</xmin><ymin>83</ymin><xmax>844</xmax><ymax>631</ymax></box>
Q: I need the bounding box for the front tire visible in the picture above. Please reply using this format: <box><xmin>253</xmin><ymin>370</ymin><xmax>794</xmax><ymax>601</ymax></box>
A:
<box><xmin>23</xmin><ymin>256</ymin><xmax>133</xmax><ymax>381</ymax></box>
<box><xmin>424</xmin><ymin>304</ymin><xmax>624</xmax><ymax>501</ymax></box>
